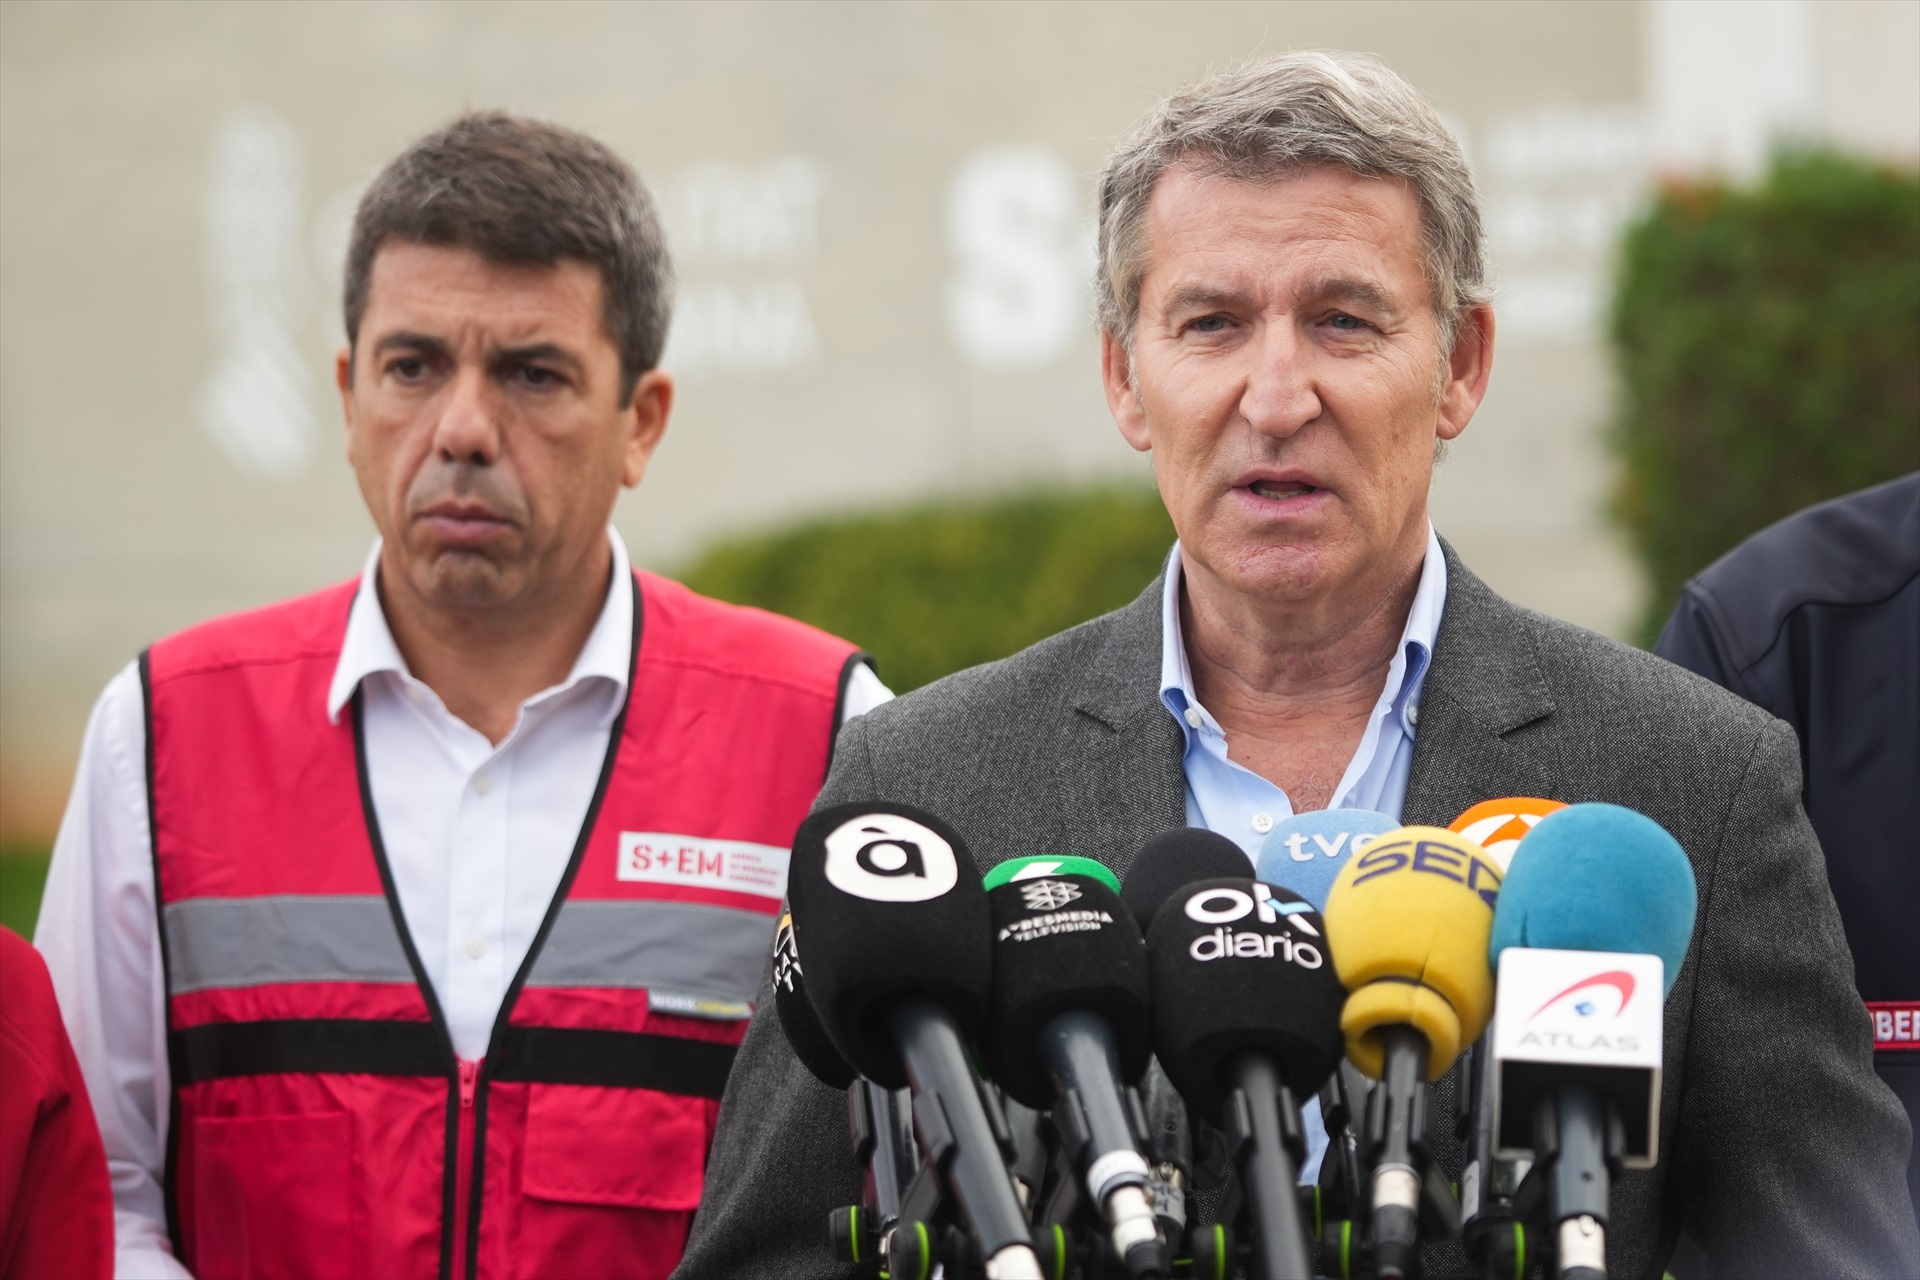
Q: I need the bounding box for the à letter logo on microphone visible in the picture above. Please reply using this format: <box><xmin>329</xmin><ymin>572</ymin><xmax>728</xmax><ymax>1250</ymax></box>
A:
<box><xmin>822</xmin><ymin>812</ymin><xmax>960</xmax><ymax>903</ymax></box>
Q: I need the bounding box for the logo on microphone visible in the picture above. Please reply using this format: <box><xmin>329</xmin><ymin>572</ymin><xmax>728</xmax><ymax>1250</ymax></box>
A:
<box><xmin>772</xmin><ymin>913</ymin><xmax>802</xmax><ymax>993</ymax></box>
<box><xmin>1527</xmin><ymin>971</ymin><xmax>1636</xmax><ymax>1023</ymax></box>
<box><xmin>1019</xmin><ymin>879</ymin><xmax>1081</xmax><ymax>912</ymax></box>
<box><xmin>1182</xmin><ymin>884</ymin><xmax>1324</xmax><ymax>968</ymax></box>
<box><xmin>822</xmin><ymin>812</ymin><xmax>960</xmax><ymax>902</ymax></box>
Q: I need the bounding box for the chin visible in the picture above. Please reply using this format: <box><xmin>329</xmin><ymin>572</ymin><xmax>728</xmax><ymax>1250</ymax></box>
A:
<box><xmin>1212</xmin><ymin>539</ymin><xmax>1350</xmax><ymax>604</ymax></box>
<box><xmin>416</xmin><ymin>552</ymin><xmax>522</xmax><ymax>610</ymax></box>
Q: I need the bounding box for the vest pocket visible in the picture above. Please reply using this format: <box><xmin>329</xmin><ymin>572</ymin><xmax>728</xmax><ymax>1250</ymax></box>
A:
<box><xmin>517</xmin><ymin>1083</ymin><xmax>709</xmax><ymax>1277</ymax></box>
<box><xmin>192</xmin><ymin>1110</ymin><xmax>358</xmax><ymax>1280</ymax></box>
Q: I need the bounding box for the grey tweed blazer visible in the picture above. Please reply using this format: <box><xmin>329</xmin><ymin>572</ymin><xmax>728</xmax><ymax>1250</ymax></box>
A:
<box><xmin>678</xmin><ymin>544</ymin><xmax>1919</xmax><ymax>1279</ymax></box>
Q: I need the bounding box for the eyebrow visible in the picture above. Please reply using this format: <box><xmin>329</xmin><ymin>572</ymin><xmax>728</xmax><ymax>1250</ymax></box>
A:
<box><xmin>1157</xmin><ymin>275</ymin><xmax>1407</xmax><ymax>324</ymax></box>
<box><xmin>370</xmin><ymin>333</ymin><xmax>587</xmax><ymax>378</ymax></box>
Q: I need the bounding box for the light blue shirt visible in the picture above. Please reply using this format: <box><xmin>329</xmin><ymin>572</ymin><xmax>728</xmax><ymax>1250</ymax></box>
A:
<box><xmin>1155</xmin><ymin>526</ymin><xmax>1449</xmax><ymax>1180</ymax></box>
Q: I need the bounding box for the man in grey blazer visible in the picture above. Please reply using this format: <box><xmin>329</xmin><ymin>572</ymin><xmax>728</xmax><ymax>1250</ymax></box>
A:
<box><xmin>680</xmin><ymin>52</ymin><xmax>1919</xmax><ymax>1279</ymax></box>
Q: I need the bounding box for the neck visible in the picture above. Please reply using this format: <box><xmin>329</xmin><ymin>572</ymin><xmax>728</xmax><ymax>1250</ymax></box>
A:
<box><xmin>1180</xmin><ymin>529</ymin><xmax>1427</xmax><ymax>810</ymax></box>
<box><xmin>379</xmin><ymin>538</ymin><xmax>614</xmax><ymax>745</ymax></box>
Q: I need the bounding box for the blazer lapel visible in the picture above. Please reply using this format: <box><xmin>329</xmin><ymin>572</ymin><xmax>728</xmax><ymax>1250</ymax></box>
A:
<box><xmin>1063</xmin><ymin>570</ymin><xmax>1188</xmax><ymax>880</ymax></box>
<box><xmin>1403</xmin><ymin>541</ymin><xmax>1561</xmax><ymax>828</ymax></box>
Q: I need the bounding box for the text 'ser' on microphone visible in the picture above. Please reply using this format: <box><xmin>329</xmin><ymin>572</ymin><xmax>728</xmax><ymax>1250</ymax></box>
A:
<box><xmin>1322</xmin><ymin>826</ymin><xmax>1502</xmax><ymax>1280</ymax></box>
<box><xmin>979</xmin><ymin>855</ymin><xmax>1168</xmax><ymax>1279</ymax></box>
<box><xmin>788</xmin><ymin>802</ymin><xmax>1043</xmax><ymax>1280</ymax></box>
<box><xmin>1445</xmin><ymin>798</ymin><xmax>1565</xmax><ymax>1273</ymax></box>
<box><xmin>1487</xmin><ymin>804</ymin><xmax>1697</xmax><ymax>1280</ymax></box>
<box><xmin>1146</xmin><ymin>874</ymin><xmax>1345</xmax><ymax>1280</ymax></box>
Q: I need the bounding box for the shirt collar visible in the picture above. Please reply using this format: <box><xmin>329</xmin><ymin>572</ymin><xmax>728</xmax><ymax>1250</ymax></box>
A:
<box><xmin>326</xmin><ymin>526</ymin><xmax>636</xmax><ymax>725</ymax></box>
<box><xmin>1158</xmin><ymin>524</ymin><xmax>1449</xmax><ymax>742</ymax></box>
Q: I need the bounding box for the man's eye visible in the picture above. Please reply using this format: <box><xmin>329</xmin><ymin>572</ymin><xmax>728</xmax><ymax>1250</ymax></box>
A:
<box><xmin>390</xmin><ymin>357</ymin><xmax>429</xmax><ymax>380</ymax></box>
<box><xmin>1326</xmin><ymin>313</ymin><xmax>1368</xmax><ymax>331</ymax></box>
<box><xmin>516</xmin><ymin>366</ymin><xmax>560</xmax><ymax>386</ymax></box>
<box><xmin>1189</xmin><ymin>315</ymin><xmax>1233</xmax><ymax>334</ymax></box>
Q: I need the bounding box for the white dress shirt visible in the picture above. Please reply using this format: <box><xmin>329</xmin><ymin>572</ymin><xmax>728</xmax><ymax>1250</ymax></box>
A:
<box><xmin>34</xmin><ymin>528</ymin><xmax>892</xmax><ymax>1279</ymax></box>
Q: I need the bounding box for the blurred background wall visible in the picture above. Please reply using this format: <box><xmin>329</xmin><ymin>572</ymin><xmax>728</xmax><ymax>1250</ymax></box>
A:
<box><xmin>2</xmin><ymin>0</ymin><xmax>1917</xmax><ymax>851</ymax></box>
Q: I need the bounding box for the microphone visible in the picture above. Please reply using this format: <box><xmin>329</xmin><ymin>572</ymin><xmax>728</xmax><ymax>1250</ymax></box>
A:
<box><xmin>1443</xmin><ymin>798</ymin><xmax>1565</xmax><ymax>1268</ymax></box>
<box><xmin>788</xmin><ymin>802</ymin><xmax>1042</xmax><ymax>1279</ymax></box>
<box><xmin>1323</xmin><ymin>826</ymin><xmax>1502</xmax><ymax>1279</ymax></box>
<box><xmin>1145</xmin><ymin>876</ymin><xmax>1346</xmax><ymax>1280</ymax></box>
<box><xmin>1254</xmin><ymin>808</ymin><xmax>1397</xmax><ymax>910</ymax></box>
<box><xmin>1486</xmin><ymin>804</ymin><xmax>1697</xmax><ymax>1280</ymax></box>
<box><xmin>1121</xmin><ymin>827</ymin><xmax>1253</xmax><ymax>926</ymax></box>
<box><xmin>979</xmin><ymin>854</ymin><xmax>1168</xmax><ymax>1279</ymax></box>
<box><xmin>772</xmin><ymin>910</ymin><xmax>857</xmax><ymax>1089</ymax></box>
<box><xmin>1450</xmin><ymin>797</ymin><xmax>1567</xmax><ymax>872</ymax></box>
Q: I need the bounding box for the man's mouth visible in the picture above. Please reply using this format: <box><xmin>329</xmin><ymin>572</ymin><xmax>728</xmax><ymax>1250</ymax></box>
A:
<box><xmin>1248</xmin><ymin>480</ymin><xmax>1319</xmax><ymax>500</ymax></box>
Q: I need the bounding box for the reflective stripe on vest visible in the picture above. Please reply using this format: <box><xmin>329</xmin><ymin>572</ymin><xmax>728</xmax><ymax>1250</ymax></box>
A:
<box><xmin>146</xmin><ymin>570</ymin><xmax>858</xmax><ymax>1280</ymax></box>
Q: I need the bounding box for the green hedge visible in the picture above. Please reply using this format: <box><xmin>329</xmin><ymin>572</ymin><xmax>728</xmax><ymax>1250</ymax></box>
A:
<box><xmin>680</xmin><ymin>486</ymin><xmax>1175</xmax><ymax>691</ymax></box>
<box><xmin>1608</xmin><ymin>150</ymin><xmax>1920</xmax><ymax>643</ymax></box>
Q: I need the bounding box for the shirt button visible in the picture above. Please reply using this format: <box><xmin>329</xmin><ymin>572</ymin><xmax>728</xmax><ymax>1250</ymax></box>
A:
<box><xmin>1406</xmin><ymin>704</ymin><xmax>1420</xmax><ymax>726</ymax></box>
<box><xmin>1184</xmin><ymin>708</ymin><xmax>1203</xmax><ymax>729</ymax></box>
<box><xmin>465</xmin><ymin>938</ymin><xmax>485</xmax><ymax>959</ymax></box>
<box><xmin>473</xmin><ymin>774</ymin><xmax>493</xmax><ymax>796</ymax></box>
<box><xmin>1252</xmin><ymin>812</ymin><xmax>1275</xmax><ymax>834</ymax></box>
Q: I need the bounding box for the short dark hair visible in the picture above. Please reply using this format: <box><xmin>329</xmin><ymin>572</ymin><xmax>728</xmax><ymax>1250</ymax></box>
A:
<box><xmin>343</xmin><ymin>111</ymin><xmax>673</xmax><ymax>398</ymax></box>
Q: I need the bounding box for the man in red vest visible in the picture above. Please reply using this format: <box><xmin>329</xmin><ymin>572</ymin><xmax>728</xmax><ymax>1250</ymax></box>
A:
<box><xmin>34</xmin><ymin>112</ymin><xmax>887</xmax><ymax>1280</ymax></box>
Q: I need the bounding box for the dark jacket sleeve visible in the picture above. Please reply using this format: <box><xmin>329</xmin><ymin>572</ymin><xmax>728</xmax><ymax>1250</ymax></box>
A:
<box><xmin>1668</xmin><ymin>720</ymin><xmax>1919</xmax><ymax>1277</ymax></box>
<box><xmin>1654</xmin><ymin>587</ymin><xmax>1742</xmax><ymax>694</ymax></box>
<box><xmin>677</xmin><ymin>719</ymin><xmax>880</xmax><ymax>1280</ymax></box>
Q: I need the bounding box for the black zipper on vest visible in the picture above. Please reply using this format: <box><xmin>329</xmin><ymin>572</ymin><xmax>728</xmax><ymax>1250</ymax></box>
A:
<box><xmin>456</xmin><ymin>573</ymin><xmax>643</xmax><ymax>1280</ymax></box>
<box><xmin>139</xmin><ymin>650</ymin><xmax>190</xmax><ymax>1261</ymax></box>
<box><xmin>353</xmin><ymin>689</ymin><xmax>465</xmax><ymax>1280</ymax></box>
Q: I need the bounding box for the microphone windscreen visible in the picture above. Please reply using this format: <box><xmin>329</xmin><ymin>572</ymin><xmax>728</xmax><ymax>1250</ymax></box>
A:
<box><xmin>1146</xmin><ymin>877</ymin><xmax>1345</xmax><ymax>1117</ymax></box>
<box><xmin>787</xmin><ymin>801</ymin><xmax>992</xmax><ymax>1088</ymax></box>
<box><xmin>984</xmin><ymin>853</ymin><xmax>1122</xmax><ymax>896</ymax></box>
<box><xmin>1449</xmin><ymin>797</ymin><xmax>1567</xmax><ymax>872</ymax></box>
<box><xmin>1254</xmin><ymin>809</ymin><xmax>1396</xmax><ymax>909</ymax></box>
<box><xmin>1122</xmin><ymin>827</ymin><xmax>1251</xmax><ymax>928</ymax></box>
<box><xmin>979</xmin><ymin>857</ymin><xmax>1151</xmax><ymax>1109</ymax></box>
<box><xmin>1322</xmin><ymin>826</ymin><xmax>1501</xmax><ymax>1080</ymax></box>
<box><xmin>771</xmin><ymin>910</ymin><xmax>856</xmax><ymax>1088</ymax></box>
<box><xmin>1489</xmin><ymin>803</ymin><xmax>1696</xmax><ymax>994</ymax></box>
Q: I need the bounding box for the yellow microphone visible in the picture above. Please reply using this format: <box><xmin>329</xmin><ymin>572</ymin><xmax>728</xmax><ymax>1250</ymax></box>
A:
<box><xmin>1322</xmin><ymin>825</ymin><xmax>1503</xmax><ymax>1279</ymax></box>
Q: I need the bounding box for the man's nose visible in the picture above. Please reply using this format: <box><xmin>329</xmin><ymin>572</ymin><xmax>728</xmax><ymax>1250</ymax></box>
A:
<box><xmin>1239</xmin><ymin>321</ymin><xmax>1321</xmax><ymax>440</ymax></box>
<box><xmin>430</xmin><ymin>367</ymin><xmax>503</xmax><ymax>464</ymax></box>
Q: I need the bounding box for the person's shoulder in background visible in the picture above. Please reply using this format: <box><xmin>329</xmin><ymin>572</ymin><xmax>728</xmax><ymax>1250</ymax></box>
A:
<box><xmin>0</xmin><ymin>926</ymin><xmax>114</xmax><ymax>1279</ymax></box>
<box><xmin>1654</xmin><ymin>471</ymin><xmax>1920</xmax><ymax>706</ymax></box>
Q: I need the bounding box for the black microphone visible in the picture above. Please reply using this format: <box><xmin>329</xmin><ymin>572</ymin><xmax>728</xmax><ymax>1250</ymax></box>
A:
<box><xmin>772</xmin><ymin>909</ymin><xmax>859</xmax><ymax>1089</ymax></box>
<box><xmin>788</xmin><ymin>802</ymin><xmax>1042</xmax><ymax>1279</ymax></box>
<box><xmin>1121</xmin><ymin>827</ymin><xmax>1252</xmax><ymax>927</ymax></box>
<box><xmin>1145</xmin><ymin>876</ymin><xmax>1345</xmax><ymax>1280</ymax></box>
<box><xmin>978</xmin><ymin>855</ymin><xmax>1168</xmax><ymax>1279</ymax></box>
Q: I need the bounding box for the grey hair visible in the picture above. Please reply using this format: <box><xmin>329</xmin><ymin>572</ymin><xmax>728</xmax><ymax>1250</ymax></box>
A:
<box><xmin>1096</xmin><ymin>51</ymin><xmax>1490</xmax><ymax>354</ymax></box>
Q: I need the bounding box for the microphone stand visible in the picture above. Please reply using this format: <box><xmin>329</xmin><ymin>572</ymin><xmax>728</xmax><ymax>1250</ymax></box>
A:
<box><xmin>1220</xmin><ymin>1049</ymin><xmax>1315</xmax><ymax>1280</ymax></box>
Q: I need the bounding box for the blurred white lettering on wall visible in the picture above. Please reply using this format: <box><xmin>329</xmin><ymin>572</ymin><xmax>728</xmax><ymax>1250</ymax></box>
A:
<box><xmin>660</xmin><ymin>156</ymin><xmax>823</xmax><ymax>376</ymax></box>
<box><xmin>945</xmin><ymin>145</ymin><xmax>1093</xmax><ymax>370</ymax></box>
<box><xmin>197</xmin><ymin>106</ymin><xmax>320</xmax><ymax>482</ymax></box>
<box><xmin>1478</xmin><ymin>106</ymin><xmax>1649</xmax><ymax>347</ymax></box>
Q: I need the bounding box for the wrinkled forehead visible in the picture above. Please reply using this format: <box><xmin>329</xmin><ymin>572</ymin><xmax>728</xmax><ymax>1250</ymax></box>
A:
<box><xmin>358</xmin><ymin>239</ymin><xmax>611</xmax><ymax>346</ymax></box>
<box><xmin>1135</xmin><ymin>164</ymin><xmax>1431</xmax><ymax>314</ymax></box>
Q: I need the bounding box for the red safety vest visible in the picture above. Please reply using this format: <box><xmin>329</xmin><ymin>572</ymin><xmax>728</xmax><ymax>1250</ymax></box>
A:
<box><xmin>144</xmin><ymin>570</ymin><xmax>860</xmax><ymax>1280</ymax></box>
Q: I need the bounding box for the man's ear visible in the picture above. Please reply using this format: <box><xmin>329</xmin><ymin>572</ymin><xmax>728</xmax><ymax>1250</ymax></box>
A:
<box><xmin>1101</xmin><ymin>330</ymin><xmax>1153</xmax><ymax>453</ymax></box>
<box><xmin>336</xmin><ymin>346</ymin><xmax>358</xmax><ymax>465</ymax></box>
<box><xmin>1436</xmin><ymin>305</ymin><xmax>1495</xmax><ymax>443</ymax></box>
<box><xmin>621</xmin><ymin>369</ymin><xmax>674</xmax><ymax>488</ymax></box>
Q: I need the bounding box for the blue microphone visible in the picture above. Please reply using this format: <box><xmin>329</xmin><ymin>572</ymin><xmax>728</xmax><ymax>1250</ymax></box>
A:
<box><xmin>1485</xmin><ymin>804</ymin><xmax>1698</xmax><ymax>1280</ymax></box>
<box><xmin>1254</xmin><ymin>809</ymin><xmax>1396</xmax><ymax>910</ymax></box>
